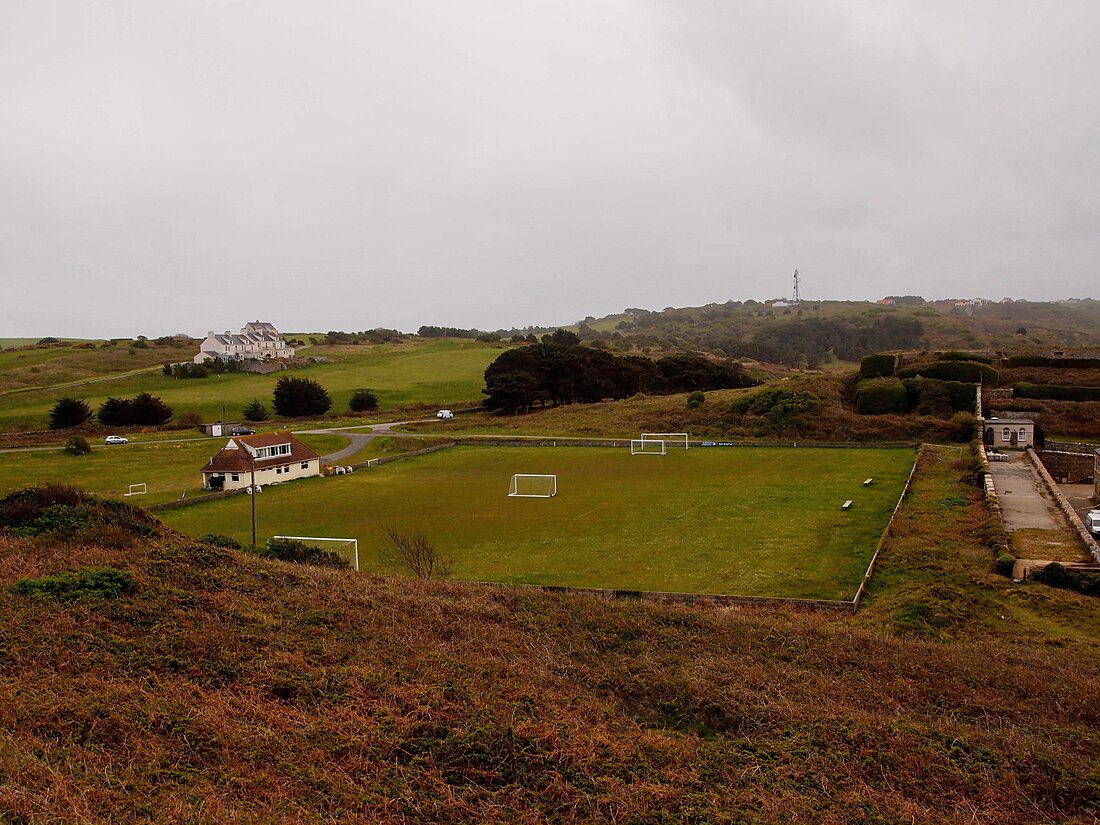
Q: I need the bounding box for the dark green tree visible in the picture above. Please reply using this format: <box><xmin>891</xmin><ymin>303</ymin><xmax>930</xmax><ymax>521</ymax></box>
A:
<box><xmin>97</xmin><ymin>397</ymin><xmax>134</xmax><ymax>427</ymax></box>
<box><xmin>349</xmin><ymin>389</ymin><xmax>379</xmax><ymax>412</ymax></box>
<box><xmin>242</xmin><ymin>399</ymin><xmax>270</xmax><ymax>422</ymax></box>
<box><xmin>130</xmin><ymin>392</ymin><xmax>174</xmax><ymax>426</ymax></box>
<box><xmin>273</xmin><ymin>376</ymin><xmax>332</xmax><ymax>417</ymax></box>
<box><xmin>49</xmin><ymin>397</ymin><xmax>93</xmax><ymax>429</ymax></box>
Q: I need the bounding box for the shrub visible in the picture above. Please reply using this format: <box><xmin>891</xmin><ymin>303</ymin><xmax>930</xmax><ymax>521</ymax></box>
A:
<box><xmin>273</xmin><ymin>377</ymin><xmax>333</xmax><ymax>417</ymax></box>
<box><xmin>859</xmin><ymin>353</ymin><xmax>897</xmax><ymax>380</ymax></box>
<box><xmin>64</xmin><ymin>435</ymin><xmax>92</xmax><ymax>456</ymax></box>
<box><xmin>199</xmin><ymin>533</ymin><xmax>242</xmax><ymax>549</ymax></box>
<box><xmin>1014</xmin><ymin>383</ymin><xmax>1100</xmax><ymax>402</ymax></box>
<box><xmin>10</xmin><ymin>567</ymin><xmax>137</xmax><ymax>601</ymax></box>
<box><xmin>350</xmin><ymin>389</ymin><xmax>379</xmax><ymax>413</ymax></box>
<box><xmin>378</xmin><ymin>524</ymin><xmax>452</xmax><ymax>579</ymax></box>
<box><xmin>686</xmin><ymin>390</ymin><xmax>705</xmax><ymax>409</ymax></box>
<box><xmin>176</xmin><ymin>410</ymin><xmax>203</xmax><ymax>429</ymax></box>
<box><xmin>1004</xmin><ymin>355</ymin><xmax>1100</xmax><ymax>369</ymax></box>
<box><xmin>49</xmin><ymin>397</ymin><xmax>93</xmax><ymax>429</ymax></box>
<box><xmin>257</xmin><ymin>537</ymin><xmax>348</xmax><ymax>569</ymax></box>
<box><xmin>855</xmin><ymin>378</ymin><xmax>907</xmax><ymax>415</ymax></box>
<box><xmin>1031</xmin><ymin>562</ymin><xmax>1100</xmax><ymax>596</ymax></box>
<box><xmin>729</xmin><ymin>388</ymin><xmax>820</xmax><ymax>426</ymax></box>
<box><xmin>242</xmin><ymin>399</ymin><xmax>271</xmax><ymax>422</ymax></box>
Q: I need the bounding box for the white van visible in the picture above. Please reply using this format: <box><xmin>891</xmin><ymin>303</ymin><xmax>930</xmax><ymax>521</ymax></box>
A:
<box><xmin>1086</xmin><ymin>510</ymin><xmax>1100</xmax><ymax>537</ymax></box>
<box><xmin>437</xmin><ymin>409</ymin><xmax>454</xmax><ymax>420</ymax></box>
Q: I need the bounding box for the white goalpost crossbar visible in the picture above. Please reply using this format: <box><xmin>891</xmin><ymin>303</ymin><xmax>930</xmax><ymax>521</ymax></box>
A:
<box><xmin>508</xmin><ymin>474</ymin><xmax>557</xmax><ymax>497</ymax></box>
<box><xmin>631</xmin><ymin>439</ymin><xmax>666</xmax><ymax>456</ymax></box>
<box><xmin>124</xmin><ymin>483</ymin><xmax>147</xmax><ymax>497</ymax></box>
<box><xmin>641</xmin><ymin>432</ymin><xmax>689</xmax><ymax>449</ymax></box>
<box><xmin>273</xmin><ymin>535</ymin><xmax>360</xmax><ymax>571</ymax></box>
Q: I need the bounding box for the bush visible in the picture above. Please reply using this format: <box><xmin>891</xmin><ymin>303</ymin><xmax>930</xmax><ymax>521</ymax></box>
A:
<box><xmin>199</xmin><ymin>533</ymin><xmax>242</xmax><ymax>549</ymax></box>
<box><xmin>1031</xmin><ymin>562</ymin><xmax>1100</xmax><ymax>596</ymax></box>
<box><xmin>64</xmin><ymin>435</ymin><xmax>92</xmax><ymax>456</ymax></box>
<box><xmin>257</xmin><ymin>537</ymin><xmax>348</xmax><ymax>569</ymax></box>
<box><xmin>378</xmin><ymin>524</ymin><xmax>452</xmax><ymax>579</ymax></box>
<box><xmin>728</xmin><ymin>388</ymin><xmax>820</xmax><ymax>426</ymax></box>
<box><xmin>1004</xmin><ymin>355</ymin><xmax>1100</xmax><ymax>369</ymax></box>
<box><xmin>350</xmin><ymin>389</ymin><xmax>379</xmax><ymax>413</ymax></box>
<box><xmin>49</xmin><ymin>397</ymin><xmax>93</xmax><ymax>429</ymax></box>
<box><xmin>855</xmin><ymin>378</ymin><xmax>907</xmax><ymax>415</ymax></box>
<box><xmin>859</xmin><ymin>353</ymin><xmax>897</xmax><ymax>380</ymax></box>
<box><xmin>686</xmin><ymin>390</ymin><xmax>705</xmax><ymax>409</ymax></box>
<box><xmin>176</xmin><ymin>410</ymin><xmax>203</xmax><ymax>429</ymax></box>
<box><xmin>10</xmin><ymin>567</ymin><xmax>137</xmax><ymax>601</ymax></box>
<box><xmin>273</xmin><ymin>377</ymin><xmax>332</xmax><ymax>417</ymax></box>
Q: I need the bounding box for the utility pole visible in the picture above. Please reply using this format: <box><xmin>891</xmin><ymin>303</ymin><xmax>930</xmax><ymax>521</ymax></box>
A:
<box><xmin>249</xmin><ymin>453</ymin><xmax>257</xmax><ymax>547</ymax></box>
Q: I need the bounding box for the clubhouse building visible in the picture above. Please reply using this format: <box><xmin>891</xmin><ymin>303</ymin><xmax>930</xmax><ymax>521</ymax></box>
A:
<box><xmin>200</xmin><ymin>431</ymin><xmax>320</xmax><ymax>491</ymax></box>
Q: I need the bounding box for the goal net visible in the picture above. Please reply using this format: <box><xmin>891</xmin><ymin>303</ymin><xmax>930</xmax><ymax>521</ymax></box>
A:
<box><xmin>508</xmin><ymin>474</ymin><xmax>557</xmax><ymax>498</ymax></box>
<box><xmin>641</xmin><ymin>432</ymin><xmax>689</xmax><ymax>449</ymax></box>
<box><xmin>124</xmin><ymin>483</ymin><xmax>147</xmax><ymax>497</ymax></box>
<box><xmin>272</xmin><ymin>535</ymin><xmax>360</xmax><ymax>571</ymax></box>
<box><xmin>631</xmin><ymin>439</ymin><xmax>666</xmax><ymax>456</ymax></box>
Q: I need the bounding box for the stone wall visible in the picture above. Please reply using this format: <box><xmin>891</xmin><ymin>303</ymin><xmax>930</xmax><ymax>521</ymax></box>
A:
<box><xmin>1036</xmin><ymin>450</ymin><xmax>1095</xmax><ymax>483</ymax></box>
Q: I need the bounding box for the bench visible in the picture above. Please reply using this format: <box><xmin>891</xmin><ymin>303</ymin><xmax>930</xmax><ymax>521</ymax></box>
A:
<box><xmin>862</xmin><ymin>478</ymin><xmax>873</xmax><ymax>486</ymax></box>
<box><xmin>841</xmin><ymin>500</ymin><xmax>853</xmax><ymax>510</ymax></box>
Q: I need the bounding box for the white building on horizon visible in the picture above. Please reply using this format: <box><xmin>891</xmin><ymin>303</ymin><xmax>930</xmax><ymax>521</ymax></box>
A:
<box><xmin>194</xmin><ymin>321</ymin><xmax>295</xmax><ymax>364</ymax></box>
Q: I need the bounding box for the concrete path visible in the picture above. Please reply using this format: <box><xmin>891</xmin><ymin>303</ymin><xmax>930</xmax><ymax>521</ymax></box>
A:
<box><xmin>986</xmin><ymin>452</ymin><xmax>1064</xmax><ymax>530</ymax></box>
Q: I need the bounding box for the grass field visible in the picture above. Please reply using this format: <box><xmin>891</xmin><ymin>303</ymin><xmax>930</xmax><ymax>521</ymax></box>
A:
<box><xmin>0</xmin><ymin>433</ymin><xmax>347</xmax><ymax>506</ymax></box>
<box><xmin>0</xmin><ymin>338</ymin><xmax>506</xmax><ymax>431</ymax></box>
<box><xmin>159</xmin><ymin>445</ymin><xmax>916</xmax><ymax>599</ymax></box>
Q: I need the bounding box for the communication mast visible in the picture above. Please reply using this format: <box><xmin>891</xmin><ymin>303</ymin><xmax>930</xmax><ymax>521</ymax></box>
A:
<box><xmin>791</xmin><ymin>269</ymin><xmax>801</xmax><ymax>304</ymax></box>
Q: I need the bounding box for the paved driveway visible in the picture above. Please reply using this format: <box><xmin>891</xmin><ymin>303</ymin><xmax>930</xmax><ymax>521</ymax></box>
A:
<box><xmin>986</xmin><ymin>452</ymin><xmax>1065</xmax><ymax>531</ymax></box>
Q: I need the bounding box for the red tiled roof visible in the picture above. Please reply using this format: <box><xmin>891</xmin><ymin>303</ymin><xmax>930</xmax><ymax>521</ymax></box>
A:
<box><xmin>200</xmin><ymin>431</ymin><xmax>320</xmax><ymax>474</ymax></box>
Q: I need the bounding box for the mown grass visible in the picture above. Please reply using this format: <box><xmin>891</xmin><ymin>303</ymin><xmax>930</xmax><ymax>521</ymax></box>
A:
<box><xmin>0</xmin><ymin>338</ymin><xmax>505</xmax><ymax>431</ymax></box>
<box><xmin>0</xmin><ymin>433</ymin><xmax>350</xmax><ymax>506</ymax></box>
<box><xmin>0</xmin><ymin>446</ymin><xmax>1098</xmax><ymax>822</ymax></box>
<box><xmin>159</xmin><ymin>445</ymin><xmax>915</xmax><ymax>599</ymax></box>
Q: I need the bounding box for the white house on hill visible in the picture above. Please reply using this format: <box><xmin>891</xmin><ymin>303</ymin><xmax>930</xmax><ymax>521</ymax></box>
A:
<box><xmin>200</xmin><ymin>431</ymin><xmax>320</xmax><ymax>491</ymax></box>
<box><xmin>194</xmin><ymin>321</ymin><xmax>294</xmax><ymax>364</ymax></box>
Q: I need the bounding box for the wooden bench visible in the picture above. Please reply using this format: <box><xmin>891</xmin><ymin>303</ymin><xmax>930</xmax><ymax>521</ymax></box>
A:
<box><xmin>863</xmin><ymin>478</ymin><xmax>873</xmax><ymax>486</ymax></box>
<box><xmin>841</xmin><ymin>500</ymin><xmax>853</xmax><ymax>510</ymax></box>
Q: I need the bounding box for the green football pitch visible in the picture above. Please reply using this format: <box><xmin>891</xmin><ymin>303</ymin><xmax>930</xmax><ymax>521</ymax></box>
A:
<box><xmin>159</xmin><ymin>445</ymin><xmax>916</xmax><ymax>600</ymax></box>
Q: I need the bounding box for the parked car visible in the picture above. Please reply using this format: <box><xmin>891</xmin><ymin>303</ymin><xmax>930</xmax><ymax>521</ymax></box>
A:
<box><xmin>437</xmin><ymin>409</ymin><xmax>454</xmax><ymax>420</ymax></box>
<box><xmin>104</xmin><ymin>435</ymin><xmax>128</xmax><ymax>445</ymax></box>
<box><xmin>231</xmin><ymin>426</ymin><xmax>255</xmax><ymax>436</ymax></box>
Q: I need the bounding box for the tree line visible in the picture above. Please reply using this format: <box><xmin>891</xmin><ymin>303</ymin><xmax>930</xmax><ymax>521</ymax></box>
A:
<box><xmin>483</xmin><ymin>342</ymin><xmax>757</xmax><ymax>415</ymax></box>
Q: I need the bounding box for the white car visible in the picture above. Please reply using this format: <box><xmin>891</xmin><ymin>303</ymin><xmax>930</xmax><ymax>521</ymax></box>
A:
<box><xmin>104</xmin><ymin>435</ymin><xmax>128</xmax><ymax>445</ymax></box>
<box><xmin>437</xmin><ymin>409</ymin><xmax>454</xmax><ymax>419</ymax></box>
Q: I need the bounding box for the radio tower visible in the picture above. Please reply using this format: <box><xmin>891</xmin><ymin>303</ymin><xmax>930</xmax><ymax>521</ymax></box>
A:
<box><xmin>792</xmin><ymin>269</ymin><xmax>801</xmax><ymax>304</ymax></box>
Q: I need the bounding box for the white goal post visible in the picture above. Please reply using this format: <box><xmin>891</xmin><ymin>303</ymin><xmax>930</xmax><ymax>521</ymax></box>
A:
<box><xmin>641</xmin><ymin>432</ymin><xmax>689</xmax><ymax>449</ymax></box>
<box><xmin>508</xmin><ymin>474</ymin><xmax>557</xmax><ymax>498</ymax></box>
<box><xmin>631</xmin><ymin>439</ymin><xmax>666</xmax><ymax>456</ymax></box>
<box><xmin>273</xmin><ymin>535</ymin><xmax>360</xmax><ymax>571</ymax></box>
<box><xmin>124</xmin><ymin>483</ymin><xmax>147</xmax><ymax>497</ymax></box>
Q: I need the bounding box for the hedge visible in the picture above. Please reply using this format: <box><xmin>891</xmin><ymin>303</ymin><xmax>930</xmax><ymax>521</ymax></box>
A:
<box><xmin>1004</xmin><ymin>355</ymin><xmax>1100</xmax><ymax>369</ymax></box>
<box><xmin>937</xmin><ymin>351</ymin><xmax>996</xmax><ymax>364</ymax></box>
<box><xmin>1013</xmin><ymin>383</ymin><xmax>1100</xmax><ymax>402</ymax></box>
<box><xmin>859</xmin><ymin>353</ymin><xmax>897</xmax><ymax>380</ymax></box>
<box><xmin>1031</xmin><ymin>562</ymin><xmax>1100</xmax><ymax>596</ymax></box>
<box><xmin>896</xmin><ymin>360</ymin><xmax>998</xmax><ymax>386</ymax></box>
<box><xmin>855</xmin><ymin>377</ymin><xmax>907</xmax><ymax>415</ymax></box>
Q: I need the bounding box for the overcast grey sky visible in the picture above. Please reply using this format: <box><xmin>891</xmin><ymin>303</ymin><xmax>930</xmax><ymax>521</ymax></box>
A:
<box><xmin>1</xmin><ymin>1</ymin><xmax>1097</xmax><ymax>339</ymax></box>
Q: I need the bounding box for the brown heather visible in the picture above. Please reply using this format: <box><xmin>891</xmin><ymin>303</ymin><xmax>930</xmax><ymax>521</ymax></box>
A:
<box><xmin>1</xmin><ymin>449</ymin><xmax>1099</xmax><ymax>823</ymax></box>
